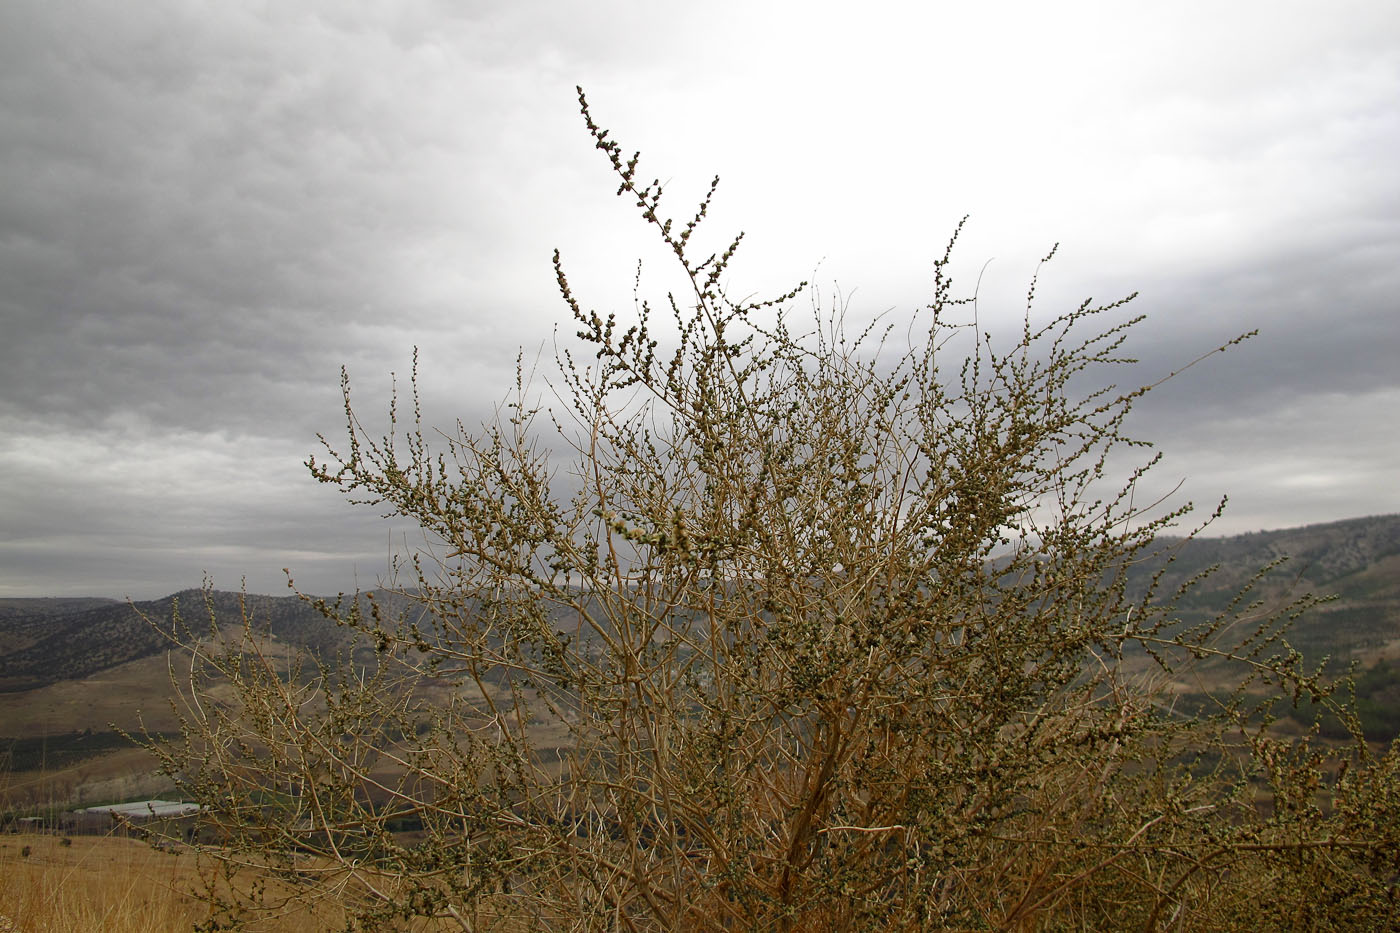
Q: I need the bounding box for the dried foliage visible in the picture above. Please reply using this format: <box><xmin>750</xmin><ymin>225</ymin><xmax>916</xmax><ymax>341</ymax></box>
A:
<box><xmin>142</xmin><ymin>90</ymin><xmax>1399</xmax><ymax>931</ymax></box>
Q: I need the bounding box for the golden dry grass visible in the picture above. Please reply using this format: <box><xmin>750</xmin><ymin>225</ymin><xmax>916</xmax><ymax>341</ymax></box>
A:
<box><xmin>0</xmin><ymin>833</ymin><xmax>203</xmax><ymax>932</ymax></box>
<box><xmin>0</xmin><ymin>833</ymin><xmax>491</xmax><ymax>932</ymax></box>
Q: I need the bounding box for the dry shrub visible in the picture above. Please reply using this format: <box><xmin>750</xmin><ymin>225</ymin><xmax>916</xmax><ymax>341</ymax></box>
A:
<box><xmin>141</xmin><ymin>89</ymin><xmax>1399</xmax><ymax>931</ymax></box>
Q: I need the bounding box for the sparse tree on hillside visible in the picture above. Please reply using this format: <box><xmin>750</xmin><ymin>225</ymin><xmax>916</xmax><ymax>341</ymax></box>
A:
<box><xmin>143</xmin><ymin>89</ymin><xmax>1400</xmax><ymax>932</ymax></box>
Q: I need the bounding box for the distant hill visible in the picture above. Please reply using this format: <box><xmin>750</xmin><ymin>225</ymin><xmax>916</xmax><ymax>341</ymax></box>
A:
<box><xmin>0</xmin><ymin>515</ymin><xmax>1396</xmax><ymax>810</ymax></box>
<box><xmin>0</xmin><ymin>596</ymin><xmax>120</xmax><ymax>616</ymax></box>
<box><xmin>0</xmin><ymin>597</ymin><xmax>121</xmax><ymax>654</ymax></box>
<box><xmin>1</xmin><ymin>514</ymin><xmax>1396</xmax><ymax>693</ymax></box>
<box><xmin>1134</xmin><ymin>514</ymin><xmax>1400</xmax><ymax>593</ymax></box>
<box><xmin>1127</xmin><ymin>514</ymin><xmax>1400</xmax><ymax>664</ymax></box>
<box><xmin>0</xmin><ymin>589</ymin><xmax>354</xmax><ymax>693</ymax></box>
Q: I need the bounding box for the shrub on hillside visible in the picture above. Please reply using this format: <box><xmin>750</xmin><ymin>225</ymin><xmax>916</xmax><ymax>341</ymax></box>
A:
<box><xmin>142</xmin><ymin>90</ymin><xmax>1399</xmax><ymax>931</ymax></box>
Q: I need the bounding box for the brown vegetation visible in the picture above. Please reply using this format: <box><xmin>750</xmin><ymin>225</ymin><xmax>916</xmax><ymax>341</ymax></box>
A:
<box><xmin>0</xmin><ymin>832</ymin><xmax>201</xmax><ymax>932</ymax></box>
<box><xmin>118</xmin><ymin>90</ymin><xmax>1400</xmax><ymax>929</ymax></box>
<box><xmin>0</xmin><ymin>832</ymin><xmax>462</xmax><ymax>932</ymax></box>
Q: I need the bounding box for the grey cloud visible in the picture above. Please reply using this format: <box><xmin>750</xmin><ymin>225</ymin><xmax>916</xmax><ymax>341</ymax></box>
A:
<box><xmin>0</xmin><ymin>0</ymin><xmax>550</xmax><ymax>435</ymax></box>
<box><xmin>2</xmin><ymin>1</ymin><xmax>1397</xmax><ymax>598</ymax></box>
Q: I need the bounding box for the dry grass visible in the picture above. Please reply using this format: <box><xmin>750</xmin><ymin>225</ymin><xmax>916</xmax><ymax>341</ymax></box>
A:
<box><xmin>0</xmin><ymin>833</ymin><xmax>492</xmax><ymax>932</ymax></box>
<box><xmin>0</xmin><ymin>649</ymin><xmax>191</xmax><ymax>739</ymax></box>
<box><xmin>0</xmin><ymin>833</ymin><xmax>202</xmax><ymax>932</ymax></box>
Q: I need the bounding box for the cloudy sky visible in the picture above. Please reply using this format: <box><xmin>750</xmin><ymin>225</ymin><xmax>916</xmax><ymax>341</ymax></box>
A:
<box><xmin>2</xmin><ymin>1</ymin><xmax>1397</xmax><ymax>599</ymax></box>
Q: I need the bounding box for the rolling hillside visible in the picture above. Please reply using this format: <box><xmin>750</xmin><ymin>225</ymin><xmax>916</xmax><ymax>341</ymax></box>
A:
<box><xmin>1</xmin><ymin>515</ymin><xmax>1396</xmax><ymax>809</ymax></box>
<box><xmin>3</xmin><ymin>515</ymin><xmax>1398</xmax><ymax>696</ymax></box>
<box><xmin>1129</xmin><ymin>513</ymin><xmax>1400</xmax><ymax>663</ymax></box>
<box><xmin>0</xmin><ymin>589</ymin><xmax>357</xmax><ymax>694</ymax></box>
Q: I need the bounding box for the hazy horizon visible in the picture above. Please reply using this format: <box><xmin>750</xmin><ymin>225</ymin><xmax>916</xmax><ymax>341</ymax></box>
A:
<box><xmin>0</xmin><ymin>511</ymin><xmax>1392</xmax><ymax>603</ymax></box>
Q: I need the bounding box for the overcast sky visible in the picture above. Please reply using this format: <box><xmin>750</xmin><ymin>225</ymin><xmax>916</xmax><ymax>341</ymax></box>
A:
<box><xmin>2</xmin><ymin>1</ymin><xmax>1397</xmax><ymax>599</ymax></box>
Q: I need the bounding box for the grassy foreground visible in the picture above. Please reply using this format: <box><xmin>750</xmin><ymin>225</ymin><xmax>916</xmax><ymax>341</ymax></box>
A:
<box><xmin>0</xmin><ymin>833</ymin><xmax>202</xmax><ymax>932</ymax></box>
<box><xmin>0</xmin><ymin>832</ymin><xmax>501</xmax><ymax>932</ymax></box>
<box><xmin>0</xmin><ymin>833</ymin><xmax>388</xmax><ymax>932</ymax></box>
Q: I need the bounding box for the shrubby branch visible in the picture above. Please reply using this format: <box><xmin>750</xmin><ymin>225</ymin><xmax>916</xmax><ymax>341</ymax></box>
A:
<box><xmin>141</xmin><ymin>90</ymin><xmax>1399</xmax><ymax>932</ymax></box>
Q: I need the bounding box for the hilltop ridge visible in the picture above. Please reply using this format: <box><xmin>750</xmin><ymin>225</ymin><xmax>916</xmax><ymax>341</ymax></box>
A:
<box><xmin>1</xmin><ymin>514</ymin><xmax>1397</xmax><ymax>694</ymax></box>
